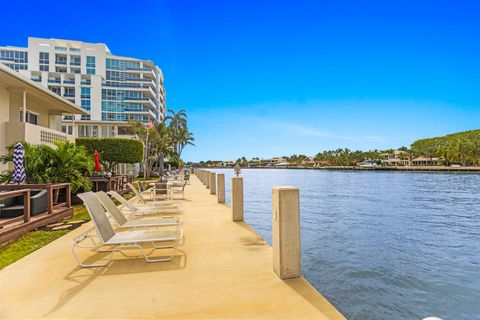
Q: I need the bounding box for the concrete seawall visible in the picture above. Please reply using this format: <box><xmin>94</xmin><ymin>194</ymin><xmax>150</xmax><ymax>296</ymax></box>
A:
<box><xmin>0</xmin><ymin>174</ymin><xmax>345</xmax><ymax>319</ymax></box>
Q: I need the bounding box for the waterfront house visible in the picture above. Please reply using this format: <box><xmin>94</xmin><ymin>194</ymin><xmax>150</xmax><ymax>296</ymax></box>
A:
<box><xmin>0</xmin><ymin>63</ymin><xmax>86</xmax><ymax>172</ymax></box>
<box><xmin>381</xmin><ymin>150</ymin><xmax>411</xmax><ymax>166</ymax></box>
<box><xmin>412</xmin><ymin>156</ymin><xmax>442</xmax><ymax>166</ymax></box>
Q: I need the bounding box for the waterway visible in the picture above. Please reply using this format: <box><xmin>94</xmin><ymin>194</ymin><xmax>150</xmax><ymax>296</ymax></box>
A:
<box><xmin>210</xmin><ymin>168</ymin><xmax>480</xmax><ymax>319</ymax></box>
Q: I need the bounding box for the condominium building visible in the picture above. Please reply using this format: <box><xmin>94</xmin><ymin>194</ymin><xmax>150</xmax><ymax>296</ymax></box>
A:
<box><xmin>0</xmin><ymin>37</ymin><xmax>166</xmax><ymax>138</ymax></box>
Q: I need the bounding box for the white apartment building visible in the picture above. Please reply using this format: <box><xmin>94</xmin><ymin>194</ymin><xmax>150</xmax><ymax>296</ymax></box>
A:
<box><xmin>0</xmin><ymin>37</ymin><xmax>166</xmax><ymax>138</ymax></box>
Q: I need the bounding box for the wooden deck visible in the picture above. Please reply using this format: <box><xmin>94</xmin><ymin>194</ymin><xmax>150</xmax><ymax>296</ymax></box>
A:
<box><xmin>0</xmin><ymin>183</ymin><xmax>73</xmax><ymax>245</ymax></box>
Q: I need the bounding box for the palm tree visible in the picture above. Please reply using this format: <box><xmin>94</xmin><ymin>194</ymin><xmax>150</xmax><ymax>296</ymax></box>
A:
<box><xmin>151</xmin><ymin>121</ymin><xmax>173</xmax><ymax>177</ymax></box>
<box><xmin>176</xmin><ymin>126</ymin><xmax>195</xmax><ymax>159</ymax></box>
<box><xmin>166</xmin><ymin>109</ymin><xmax>188</xmax><ymax>155</ymax></box>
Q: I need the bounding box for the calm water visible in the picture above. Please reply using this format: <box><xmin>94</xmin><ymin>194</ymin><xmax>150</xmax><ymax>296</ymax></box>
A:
<box><xmin>209</xmin><ymin>168</ymin><xmax>480</xmax><ymax>320</ymax></box>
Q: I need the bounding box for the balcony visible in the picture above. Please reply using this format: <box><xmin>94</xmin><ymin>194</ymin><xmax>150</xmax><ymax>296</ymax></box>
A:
<box><xmin>69</xmin><ymin>61</ymin><xmax>81</xmax><ymax>66</ymax></box>
<box><xmin>63</xmin><ymin>93</ymin><xmax>75</xmax><ymax>98</ymax></box>
<box><xmin>5</xmin><ymin>122</ymin><xmax>74</xmax><ymax>147</ymax></box>
<box><xmin>55</xmin><ymin>60</ymin><xmax>67</xmax><ymax>65</ymax></box>
<box><xmin>81</xmin><ymin>80</ymin><xmax>91</xmax><ymax>85</ymax></box>
<box><xmin>48</xmin><ymin>79</ymin><xmax>61</xmax><ymax>84</ymax></box>
<box><xmin>63</xmin><ymin>79</ymin><xmax>75</xmax><ymax>85</ymax></box>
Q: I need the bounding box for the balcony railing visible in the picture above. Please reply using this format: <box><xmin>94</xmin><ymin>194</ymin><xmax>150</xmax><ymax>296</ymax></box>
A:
<box><xmin>70</xmin><ymin>62</ymin><xmax>81</xmax><ymax>66</ymax></box>
<box><xmin>48</xmin><ymin>79</ymin><xmax>61</xmax><ymax>84</ymax></box>
<box><xmin>5</xmin><ymin>122</ymin><xmax>74</xmax><ymax>147</ymax></box>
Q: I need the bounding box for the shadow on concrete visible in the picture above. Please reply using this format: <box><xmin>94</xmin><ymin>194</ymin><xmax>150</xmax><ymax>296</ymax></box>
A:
<box><xmin>43</xmin><ymin>249</ymin><xmax>186</xmax><ymax>317</ymax></box>
<box><xmin>284</xmin><ymin>278</ymin><xmax>345</xmax><ymax>320</ymax></box>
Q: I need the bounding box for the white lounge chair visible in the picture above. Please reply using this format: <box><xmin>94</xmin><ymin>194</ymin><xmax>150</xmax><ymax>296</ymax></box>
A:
<box><xmin>170</xmin><ymin>181</ymin><xmax>188</xmax><ymax>200</ymax></box>
<box><xmin>73</xmin><ymin>192</ymin><xmax>184</xmax><ymax>267</ymax></box>
<box><xmin>128</xmin><ymin>182</ymin><xmax>180</xmax><ymax>205</ymax></box>
<box><xmin>107</xmin><ymin>190</ymin><xmax>182</xmax><ymax>216</ymax></box>
<box><xmin>95</xmin><ymin>191</ymin><xmax>182</xmax><ymax>229</ymax></box>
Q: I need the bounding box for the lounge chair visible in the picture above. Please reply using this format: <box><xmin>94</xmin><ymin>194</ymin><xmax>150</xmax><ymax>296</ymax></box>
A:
<box><xmin>95</xmin><ymin>191</ymin><xmax>182</xmax><ymax>229</ymax></box>
<box><xmin>107</xmin><ymin>190</ymin><xmax>182</xmax><ymax>216</ymax></box>
<box><xmin>127</xmin><ymin>183</ymin><xmax>181</xmax><ymax>206</ymax></box>
<box><xmin>73</xmin><ymin>192</ymin><xmax>183</xmax><ymax>267</ymax></box>
<box><xmin>170</xmin><ymin>181</ymin><xmax>188</xmax><ymax>200</ymax></box>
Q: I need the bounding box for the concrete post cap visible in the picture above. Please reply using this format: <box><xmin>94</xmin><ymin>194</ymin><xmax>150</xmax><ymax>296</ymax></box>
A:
<box><xmin>272</xmin><ymin>186</ymin><xmax>298</xmax><ymax>191</ymax></box>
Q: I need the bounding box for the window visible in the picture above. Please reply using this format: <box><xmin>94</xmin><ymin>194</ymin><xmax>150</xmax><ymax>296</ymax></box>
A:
<box><xmin>55</xmin><ymin>54</ymin><xmax>67</xmax><ymax>64</ymax></box>
<box><xmin>39</xmin><ymin>52</ymin><xmax>49</xmax><ymax>64</ymax></box>
<box><xmin>64</xmin><ymin>88</ymin><xmax>75</xmax><ymax>97</ymax></box>
<box><xmin>50</xmin><ymin>87</ymin><xmax>61</xmax><ymax>95</ymax></box>
<box><xmin>20</xmin><ymin>111</ymin><xmax>39</xmax><ymax>125</ymax></box>
<box><xmin>70</xmin><ymin>55</ymin><xmax>81</xmax><ymax>66</ymax></box>
<box><xmin>78</xmin><ymin>125</ymin><xmax>90</xmax><ymax>138</ymax></box>
<box><xmin>86</xmin><ymin>56</ymin><xmax>95</xmax><ymax>67</ymax></box>
<box><xmin>61</xmin><ymin>125</ymin><xmax>73</xmax><ymax>134</ymax></box>
<box><xmin>1</xmin><ymin>50</ymin><xmax>28</xmax><ymax>63</ymax></box>
<box><xmin>39</xmin><ymin>52</ymin><xmax>49</xmax><ymax>71</ymax></box>
<box><xmin>81</xmin><ymin>87</ymin><xmax>91</xmax><ymax>99</ymax></box>
<box><xmin>86</xmin><ymin>56</ymin><xmax>96</xmax><ymax>74</ymax></box>
<box><xmin>55</xmin><ymin>67</ymin><xmax>67</xmax><ymax>73</ymax></box>
<box><xmin>81</xmin><ymin>99</ymin><xmax>91</xmax><ymax>110</ymax></box>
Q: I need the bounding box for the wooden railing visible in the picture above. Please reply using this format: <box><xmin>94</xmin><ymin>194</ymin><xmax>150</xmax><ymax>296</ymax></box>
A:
<box><xmin>0</xmin><ymin>183</ymin><xmax>71</xmax><ymax>215</ymax></box>
<box><xmin>0</xmin><ymin>189</ymin><xmax>31</xmax><ymax>228</ymax></box>
<box><xmin>89</xmin><ymin>175</ymin><xmax>133</xmax><ymax>194</ymax></box>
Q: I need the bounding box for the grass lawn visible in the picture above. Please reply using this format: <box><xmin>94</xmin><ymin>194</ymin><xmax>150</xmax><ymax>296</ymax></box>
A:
<box><xmin>0</xmin><ymin>191</ymin><xmax>136</xmax><ymax>270</ymax></box>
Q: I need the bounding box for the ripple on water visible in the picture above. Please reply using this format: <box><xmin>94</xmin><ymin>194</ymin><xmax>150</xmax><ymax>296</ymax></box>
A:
<box><xmin>211</xmin><ymin>169</ymin><xmax>480</xmax><ymax>319</ymax></box>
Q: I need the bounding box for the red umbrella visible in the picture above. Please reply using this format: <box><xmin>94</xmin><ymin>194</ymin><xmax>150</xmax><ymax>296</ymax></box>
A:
<box><xmin>94</xmin><ymin>149</ymin><xmax>101</xmax><ymax>172</ymax></box>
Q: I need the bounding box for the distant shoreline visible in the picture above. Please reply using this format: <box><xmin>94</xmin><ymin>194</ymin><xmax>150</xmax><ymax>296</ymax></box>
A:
<box><xmin>203</xmin><ymin>166</ymin><xmax>480</xmax><ymax>173</ymax></box>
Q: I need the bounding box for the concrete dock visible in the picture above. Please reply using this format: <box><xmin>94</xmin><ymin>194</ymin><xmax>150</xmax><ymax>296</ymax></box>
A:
<box><xmin>0</xmin><ymin>175</ymin><xmax>345</xmax><ymax>319</ymax></box>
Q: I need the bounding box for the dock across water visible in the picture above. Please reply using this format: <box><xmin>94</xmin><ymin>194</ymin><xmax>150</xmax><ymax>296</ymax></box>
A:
<box><xmin>0</xmin><ymin>174</ymin><xmax>344</xmax><ymax>319</ymax></box>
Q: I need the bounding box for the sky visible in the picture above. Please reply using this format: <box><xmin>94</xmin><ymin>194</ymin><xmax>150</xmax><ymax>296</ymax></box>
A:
<box><xmin>1</xmin><ymin>0</ymin><xmax>479</xmax><ymax>162</ymax></box>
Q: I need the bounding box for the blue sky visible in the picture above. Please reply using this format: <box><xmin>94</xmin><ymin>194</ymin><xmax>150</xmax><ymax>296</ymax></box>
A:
<box><xmin>1</xmin><ymin>1</ymin><xmax>479</xmax><ymax>162</ymax></box>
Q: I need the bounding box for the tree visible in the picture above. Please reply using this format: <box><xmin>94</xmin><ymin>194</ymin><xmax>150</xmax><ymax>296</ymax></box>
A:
<box><xmin>176</xmin><ymin>126</ymin><xmax>195</xmax><ymax>159</ymax></box>
<box><xmin>151</xmin><ymin>121</ymin><xmax>173</xmax><ymax>177</ymax></box>
<box><xmin>166</xmin><ymin>109</ymin><xmax>188</xmax><ymax>155</ymax></box>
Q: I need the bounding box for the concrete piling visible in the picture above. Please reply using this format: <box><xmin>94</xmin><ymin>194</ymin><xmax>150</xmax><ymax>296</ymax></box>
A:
<box><xmin>231</xmin><ymin>177</ymin><xmax>244</xmax><ymax>221</ymax></box>
<box><xmin>272</xmin><ymin>186</ymin><xmax>301</xmax><ymax>280</ymax></box>
<box><xmin>209</xmin><ymin>172</ymin><xmax>216</xmax><ymax>195</ymax></box>
<box><xmin>217</xmin><ymin>173</ymin><xmax>225</xmax><ymax>203</ymax></box>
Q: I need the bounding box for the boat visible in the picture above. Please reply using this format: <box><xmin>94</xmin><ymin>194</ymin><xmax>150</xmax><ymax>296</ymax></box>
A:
<box><xmin>357</xmin><ymin>160</ymin><xmax>378</xmax><ymax>168</ymax></box>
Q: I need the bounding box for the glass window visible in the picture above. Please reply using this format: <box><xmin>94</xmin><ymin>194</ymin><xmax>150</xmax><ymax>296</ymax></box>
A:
<box><xmin>87</xmin><ymin>68</ymin><xmax>95</xmax><ymax>75</ymax></box>
<box><xmin>81</xmin><ymin>99</ymin><xmax>91</xmax><ymax>110</ymax></box>
<box><xmin>81</xmin><ymin>87</ymin><xmax>91</xmax><ymax>99</ymax></box>
<box><xmin>86</xmin><ymin>56</ymin><xmax>96</xmax><ymax>67</ymax></box>
<box><xmin>39</xmin><ymin>52</ymin><xmax>49</xmax><ymax>64</ymax></box>
<box><xmin>20</xmin><ymin>111</ymin><xmax>39</xmax><ymax>125</ymax></box>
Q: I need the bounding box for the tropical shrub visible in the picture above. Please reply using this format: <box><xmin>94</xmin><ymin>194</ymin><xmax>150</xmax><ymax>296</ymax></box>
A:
<box><xmin>76</xmin><ymin>138</ymin><xmax>143</xmax><ymax>170</ymax></box>
<box><xmin>0</xmin><ymin>141</ymin><xmax>93</xmax><ymax>192</ymax></box>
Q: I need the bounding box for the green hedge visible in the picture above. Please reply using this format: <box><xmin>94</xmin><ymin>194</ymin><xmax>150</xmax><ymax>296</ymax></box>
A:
<box><xmin>76</xmin><ymin>138</ymin><xmax>143</xmax><ymax>167</ymax></box>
